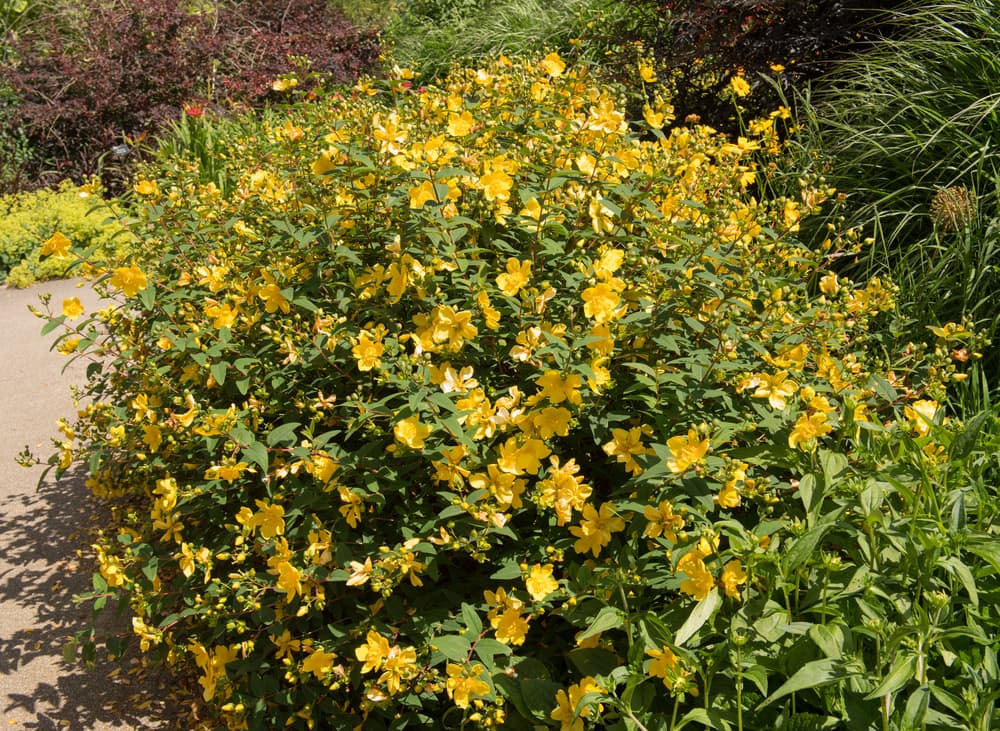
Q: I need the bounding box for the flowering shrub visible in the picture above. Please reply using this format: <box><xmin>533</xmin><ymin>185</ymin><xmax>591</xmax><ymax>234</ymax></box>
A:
<box><xmin>36</xmin><ymin>55</ymin><xmax>998</xmax><ymax>730</ymax></box>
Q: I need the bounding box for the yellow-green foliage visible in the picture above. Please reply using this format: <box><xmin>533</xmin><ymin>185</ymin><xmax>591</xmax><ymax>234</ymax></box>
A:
<box><xmin>0</xmin><ymin>180</ymin><xmax>127</xmax><ymax>287</ymax></box>
<box><xmin>37</xmin><ymin>55</ymin><xmax>992</xmax><ymax>730</ymax></box>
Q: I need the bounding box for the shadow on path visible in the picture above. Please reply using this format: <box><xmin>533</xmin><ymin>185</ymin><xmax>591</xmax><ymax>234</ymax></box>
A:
<box><xmin>0</xmin><ymin>466</ymin><xmax>187</xmax><ymax>730</ymax></box>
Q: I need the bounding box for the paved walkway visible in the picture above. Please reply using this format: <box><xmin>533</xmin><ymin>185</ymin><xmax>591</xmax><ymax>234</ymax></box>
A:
<box><xmin>0</xmin><ymin>280</ymin><xmax>182</xmax><ymax>731</ymax></box>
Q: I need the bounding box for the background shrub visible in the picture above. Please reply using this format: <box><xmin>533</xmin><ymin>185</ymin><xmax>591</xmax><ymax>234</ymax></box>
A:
<box><xmin>2</xmin><ymin>0</ymin><xmax>379</xmax><ymax>193</ymax></box>
<box><xmin>35</xmin><ymin>54</ymin><xmax>997</xmax><ymax>730</ymax></box>
<box><xmin>0</xmin><ymin>179</ymin><xmax>126</xmax><ymax>286</ymax></box>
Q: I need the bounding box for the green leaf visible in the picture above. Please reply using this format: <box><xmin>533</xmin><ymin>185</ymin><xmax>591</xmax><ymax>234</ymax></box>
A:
<box><xmin>966</xmin><ymin>539</ymin><xmax>1000</xmax><ymax>574</ymax></box>
<box><xmin>949</xmin><ymin>411</ymin><xmax>989</xmax><ymax>461</ymax></box>
<box><xmin>675</xmin><ymin>587</ymin><xmax>720</xmax><ymax>647</ymax></box>
<box><xmin>266</xmin><ymin>422</ymin><xmax>301</xmax><ymax>447</ymax></box>
<box><xmin>242</xmin><ymin>441</ymin><xmax>269</xmax><ymax>473</ymax></box>
<box><xmin>577</xmin><ymin>606</ymin><xmax>624</xmax><ymax>642</ymax></box>
<box><xmin>520</xmin><ymin>678</ymin><xmax>560</xmax><ymax>719</ymax></box>
<box><xmin>902</xmin><ymin>684</ymin><xmax>930</xmax><ymax>728</ymax></box>
<box><xmin>210</xmin><ymin>361</ymin><xmax>227</xmax><ymax>386</ymax></box>
<box><xmin>758</xmin><ymin>658</ymin><xmax>851</xmax><ymax>708</ymax></box>
<box><xmin>938</xmin><ymin>556</ymin><xmax>978</xmax><ymax>607</ymax></box>
<box><xmin>138</xmin><ymin>283</ymin><xmax>155</xmax><ymax>309</ymax></box>
<box><xmin>431</xmin><ymin>635</ymin><xmax>472</xmax><ymax>663</ymax></box>
<box><xmin>473</xmin><ymin>638</ymin><xmax>511</xmax><ymax>666</ymax></box>
<box><xmin>798</xmin><ymin>473</ymin><xmax>821</xmax><ymax>526</ymax></box>
<box><xmin>808</xmin><ymin>623</ymin><xmax>845</xmax><ymax>659</ymax></box>
<box><xmin>461</xmin><ymin>603</ymin><xmax>483</xmax><ymax>635</ymax></box>
<box><xmin>864</xmin><ymin>654</ymin><xmax>917</xmax><ymax>700</ymax></box>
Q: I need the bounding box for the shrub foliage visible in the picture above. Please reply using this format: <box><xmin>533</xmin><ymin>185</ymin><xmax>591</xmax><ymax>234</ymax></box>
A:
<box><xmin>37</xmin><ymin>56</ymin><xmax>998</xmax><ymax>730</ymax></box>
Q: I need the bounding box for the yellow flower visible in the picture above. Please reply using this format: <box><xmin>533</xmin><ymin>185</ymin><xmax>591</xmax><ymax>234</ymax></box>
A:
<box><xmin>352</xmin><ymin>329</ymin><xmax>385</xmax><ymax>371</ymax></box>
<box><xmin>447</xmin><ymin>110</ymin><xmax>475</xmax><ymax>137</ymax></box>
<box><xmin>497</xmin><ymin>436</ymin><xmax>552</xmax><ymax>476</ymax></box>
<box><xmin>204</xmin><ymin>460</ymin><xmax>249</xmax><ymax>484</ymax></box>
<box><xmin>525</xmin><ymin>563</ymin><xmax>559</xmax><ymax>601</ymax></box>
<box><xmin>356</xmin><ymin>630</ymin><xmax>391</xmax><ymax>673</ymax></box>
<box><xmin>109</xmin><ymin>265</ymin><xmax>148</xmax><ymax>297</ymax></box>
<box><xmin>134</xmin><ymin>179</ymin><xmax>158</xmax><ymax>196</ymax></box>
<box><xmin>666</xmin><ymin>429</ymin><xmax>710</xmax><ymax>474</ymax></box>
<box><xmin>492</xmin><ymin>607</ymin><xmax>530</xmax><ymax>645</ymax></box>
<box><xmin>496</xmin><ymin>257</ymin><xmax>532</xmax><ymax>296</ymax></box>
<box><xmin>643</xmin><ymin>501</ymin><xmax>684</xmax><ymax>543</ymax></box>
<box><xmin>271</xmin><ymin>629</ymin><xmax>301</xmax><ymax>659</ymax></box>
<box><xmin>551</xmin><ymin>676</ymin><xmax>603</xmax><ymax>731</ymax></box>
<box><xmin>379</xmin><ymin>644</ymin><xmax>418</xmax><ymax>694</ymax></box>
<box><xmin>819</xmin><ymin>273</ymin><xmax>840</xmax><ymax>296</ymax></box>
<box><xmin>479</xmin><ymin>169</ymin><xmax>514</xmax><ymax>203</ymax></box>
<box><xmin>142</xmin><ymin>424</ymin><xmax>162</xmax><ymax>453</ymax></box>
<box><xmin>788</xmin><ymin>412</ymin><xmax>833</xmax><ymax>450</ymax></box>
<box><xmin>581</xmin><ymin>281</ymin><xmax>621</xmax><ymax>323</ymax></box>
<box><xmin>394</xmin><ymin>414</ymin><xmax>431</xmax><ymax>449</ymax></box>
<box><xmin>603</xmin><ymin>426</ymin><xmax>653</xmax><ymax>475</ymax></box>
<box><xmin>730</xmin><ymin>74</ymin><xmax>751</xmax><ymax>97</ymax></box>
<box><xmin>540</xmin><ymin>52</ymin><xmax>566</xmax><ymax>77</ymax></box>
<box><xmin>257</xmin><ymin>282</ymin><xmax>290</xmax><ymax>314</ymax></box>
<box><xmin>570</xmin><ymin>502</ymin><xmax>626</xmax><ymax>557</ymax></box>
<box><xmin>904</xmin><ymin>399</ymin><xmax>939</xmax><ymax>437</ymax></box>
<box><xmin>409</xmin><ymin>179</ymin><xmax>438</xmax><ymax>208</ymax></box>
<box><xmin>638</xmin><ymin>59</ymin><xmax>657</xmax><ymax>83</ymax></box>
<box><xmin>274</xmin><ymin>560</ymin><xmax>302</xmax><ymax>602</ymax></box>
<box><xmin>535</xmin><ymin>370</ymin><xmax>583</xmax><ymax>405</ymax></box>
<box><xmin>720</xmin><ymin>559</ymin><xmax>748</xmax><ymax>598</ymax></box>
<box><xmin>676</xmin><ymin>548</ymin><xmax>714</xmax><ymax>601</ymax></box>
<box><xmin>41</xmin><ymin>232</ymin><xmax>72</xmax><ymax>257</ymax></box>
<box><xmin>751</xmin><ymin>371</ymin><xmax>797</xmax><ymax>410</ymax></box>
<box><xmin>646</xmin><ymin>646</ymin><xmax>678</xmax><ymax>682</ymax></box>
<box><xmin>61</xmin><ymin>297</ymin><xmax>84</xmax><ymax>320</ymax></box>
<box><xmin>445</xmin><ymin>663</ymin><xmax>491</xmax><ymax>709</ymax></box>
<box><xmin>250</xmin><ymin>499</ymin><xmax>285</xmax><ymax>539</ymax></box>
<box><xmin>301</xmin><ymin>648</ymin><xmax>337</xmax><ymax>680</ymax></box>
<box><xmin>531</xmin><ymin>406</ymin><xmax>572</xmax><ymax>439</ymax></box>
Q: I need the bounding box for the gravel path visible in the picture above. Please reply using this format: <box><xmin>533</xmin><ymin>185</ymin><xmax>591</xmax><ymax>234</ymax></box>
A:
<box><xmin>0</xmin><ymin>280</ymin><xmax>182</xmax><ymax>731</ymax></box>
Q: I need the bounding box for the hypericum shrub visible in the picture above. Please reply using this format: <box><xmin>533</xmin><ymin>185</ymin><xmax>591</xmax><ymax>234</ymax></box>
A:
<box><xmin>0</xmin><ymin>179</ymin><xmax>126</xmax><ymax>286</ymax></box>
<box><xmin>37</xmin><ymin>55</ymin><xmax>996</xmax><ymax>730</ymax></box>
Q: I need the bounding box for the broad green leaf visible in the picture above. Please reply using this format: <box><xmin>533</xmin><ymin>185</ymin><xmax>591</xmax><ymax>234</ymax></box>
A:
<box><xmin>431</xmin><ymin>635</ymin><xmax>472</xmax><ymax>663</ymax></box>
<box><xmin>938</xmin><ymin>556</ymin><xmax>978</xmax><ymax>607</ymax></box>
<box><xmin>461</xmin><ymin>603</ymin><xmax>483</xmax><ymax>635</ymax></box>
<box><xmin>902</xmin><ymin>684</ymin><xmax>930</xmax><ymax>728</ymax></box>
<box><xmin>242</xmin><ymin>441</ymin><xmax>268</xmax><ymax>473</ymax></box>
<box><xmin>577</xmin><ymin>605</ymin><xmax>624</xmax><ymax>642</ymax></box>
<box><xmin>266</xmin><ymin>422</ymin><xmax>301</xmax><ymax>447</ymax></box>
<box><xmin>864</xmin><ymin>654</ymin><xmax>917</xmax><ymax>700</ymax></box>
<box><xmin>758</xmin><ymin>658</ymin><xmax>851</xmax><ymax>708</ymax></box>
<box><xmin>809</xmin><ymin>622</ymin><xmax>845</xmax><ymax>659</ymax></box>
<box><xmin>675</xmin><ymin>587</ymin><xmax>720</xmax><ymax>647</ymax></box>
<box><xmin>566</xmin><ymin>648</ymin><xmax>618</xmax><ymax>677</ymax></box>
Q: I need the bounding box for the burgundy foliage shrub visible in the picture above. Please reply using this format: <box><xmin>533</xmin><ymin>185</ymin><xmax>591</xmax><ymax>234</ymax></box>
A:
<box><xmin>2</xmin><ymin>0</ymin><xmax>380</xmax><ymax>192</ymax></box>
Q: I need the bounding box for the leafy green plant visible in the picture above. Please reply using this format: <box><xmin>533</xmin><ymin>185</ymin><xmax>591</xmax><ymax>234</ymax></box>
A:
<box><xmin>32</xmin><ymin>53</ymin><xmax>998</xmax><ymax>731</ymax></box>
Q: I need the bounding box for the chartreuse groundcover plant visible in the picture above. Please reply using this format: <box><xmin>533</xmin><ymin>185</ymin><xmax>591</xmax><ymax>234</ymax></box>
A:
<box><xmin>31</xmin><ymin>54</ymin><xmax>1000</xmax><ymax>730</ymax></box>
